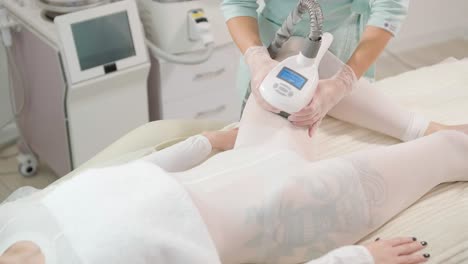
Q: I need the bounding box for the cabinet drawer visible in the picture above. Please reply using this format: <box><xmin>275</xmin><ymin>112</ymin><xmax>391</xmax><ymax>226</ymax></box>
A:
<box><xmin>162</xmin><ymin>89</ymin><xmax>242</xmax><ymax>122</ymax></box>
<box><xmin>158</xmin><ymin>43</ymin><xmax>240</xmax><ymax>102</ymax></box>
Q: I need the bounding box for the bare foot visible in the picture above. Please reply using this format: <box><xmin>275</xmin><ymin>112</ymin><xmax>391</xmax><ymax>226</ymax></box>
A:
<box><xmin>425</xmin><ymin>122</ymin><xmax>468</xmax><ymax>136</ymax></box>
<box><xmin>202</xmin><ymin>128</ymin><xmax>239</xmax><ymax>151</ymax></box>
<box><xmin>1</xmin><ymin>241</ymin><xmax>45</xmax><ymax>264</ymax></box>
<box><xmin>365</xmin><ymin>237</ymin><xmax>430</xmax><ymax>264</ymax></box>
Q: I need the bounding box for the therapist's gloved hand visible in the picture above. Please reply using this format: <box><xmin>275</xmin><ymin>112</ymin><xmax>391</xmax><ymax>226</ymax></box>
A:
<box><xmin>244</xmin><ymin>46</ymin><xmax>281</xmax><ymax>113</ymax></box>
<box><xmin>288</xmin><ymin>64</ymin><xmax>358</xmax><ymax>137</ymax></box>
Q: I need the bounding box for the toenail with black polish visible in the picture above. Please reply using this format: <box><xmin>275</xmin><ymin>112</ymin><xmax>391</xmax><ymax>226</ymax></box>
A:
<box><xmin>412</xmin><ymin>237</ymin><xmax>417</xmax><ymax>241</ymax></box>
<box><xmin>423</xmin><ymin>253</ymin><xmax>431</xmax><ymax>258</ymax></box>
<box><xmin>421</xmin><ymin>241</ymin><xmax>428</xmax><ymax>246</ymax></box>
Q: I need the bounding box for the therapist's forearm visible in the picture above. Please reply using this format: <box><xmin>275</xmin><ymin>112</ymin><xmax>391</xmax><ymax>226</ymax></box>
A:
<box><xmin>346</xmin><ymin>26</ymin><xmax>393</xmax><ymax>79</ymax></box>
<box><xmin>226</xmin><ymin>16</ymin><xmax>263</xmax><ymax>54</ymax></box>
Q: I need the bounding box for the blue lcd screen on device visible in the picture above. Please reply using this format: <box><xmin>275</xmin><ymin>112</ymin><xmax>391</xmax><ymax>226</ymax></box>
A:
<box><xmin>277</xmin><ymin>67</ymin><xmax>308</xmax><ymax>90</ymax></box>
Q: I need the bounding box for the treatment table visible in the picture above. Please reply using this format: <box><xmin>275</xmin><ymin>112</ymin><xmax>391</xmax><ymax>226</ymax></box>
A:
<box><xmin>21</xmin><ymin>59</ymin><xmax>468</xmax><ymax>263</ymax></box>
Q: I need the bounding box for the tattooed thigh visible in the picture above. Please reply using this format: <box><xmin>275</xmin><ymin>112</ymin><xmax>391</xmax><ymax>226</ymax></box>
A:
<box><xmin>243</xmin><ymin>158</ymin><xmax>374</xmax><ymax>263</ymax></box>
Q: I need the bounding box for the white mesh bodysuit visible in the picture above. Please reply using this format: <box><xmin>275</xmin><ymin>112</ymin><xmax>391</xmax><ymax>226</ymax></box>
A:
<box><xmin>1</xmin><ymin>78</ymin><xmax>468</xmax><ymax>263</ymax></box>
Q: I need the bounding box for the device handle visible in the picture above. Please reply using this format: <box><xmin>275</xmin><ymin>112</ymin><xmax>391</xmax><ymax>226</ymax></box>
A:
<box><xmin>193</xmin><ymin>67</ymin><xmax>225</xmax><ymax>81</ymax></box>
<box><xmin>313</xmin><ymin>32</ymin><xmax>333</xmax><ymax>68</ymax></box>
<box><xmin>195</xmin><ymin>105</ymin><xmax>226</xmax><ymax>119</ymax></box>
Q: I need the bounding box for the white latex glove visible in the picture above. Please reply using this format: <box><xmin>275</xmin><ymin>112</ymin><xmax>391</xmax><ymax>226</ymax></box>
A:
<box><xmin>288</xmin><ymin>64</ymin><xmax>358</xmax><ymax>137</ymax></box>
<box><xmin>244</xmin><ymin>46</ymin><xmax>281</xmax><ymax>113</ymax></box>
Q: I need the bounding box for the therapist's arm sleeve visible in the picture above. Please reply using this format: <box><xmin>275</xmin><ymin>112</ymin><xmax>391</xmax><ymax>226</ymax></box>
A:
<box><xmin>304</xmin><ymin>245</ymin><xmax>375</xmax><ymax>264</ymax></box>
<box><xmin>367</xmin><ymin>0</ymin><xmax>409</xmax><ymax>36</ymax></box>
<box><xmin>221</xmin><ymin>0</ymin><xmax>259</xmax><ymax>21</ymax></box>
<box><xmin>222</xmin><ymin>1</ymin><xmax>263</xmax><ymax>53</ymax></box>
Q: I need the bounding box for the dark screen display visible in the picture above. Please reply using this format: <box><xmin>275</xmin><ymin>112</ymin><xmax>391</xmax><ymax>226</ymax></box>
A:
<box><xmin>72</xmin><ymin>11</ymin><xmax>136</xmax><ymax>71</ymax></box>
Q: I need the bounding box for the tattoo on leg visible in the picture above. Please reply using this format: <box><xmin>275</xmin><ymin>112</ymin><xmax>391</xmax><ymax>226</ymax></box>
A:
<box><xmin>242</xmin><ymin>160</ymin><xmax>375</xmax><ymax>263</ymax></box>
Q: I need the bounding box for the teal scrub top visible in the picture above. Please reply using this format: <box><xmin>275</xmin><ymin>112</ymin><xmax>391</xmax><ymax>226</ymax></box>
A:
<box><xmin>222</xmin><ymin>0</ymin><xmax>409</xmax><ymax>103</ymax></box>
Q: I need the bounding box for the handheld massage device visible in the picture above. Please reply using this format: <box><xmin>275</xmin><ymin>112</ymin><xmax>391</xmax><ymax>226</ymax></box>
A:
<box><xmin>260</xmin><ymin>32</ymin><xmax>333</xmax><ymax>116</ymax></box>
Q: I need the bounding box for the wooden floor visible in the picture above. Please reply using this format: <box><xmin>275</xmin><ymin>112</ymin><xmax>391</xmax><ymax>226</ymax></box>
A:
<box><xmin>0</xmin><ymin>38</ymin><xmax>467</xmax><ymax>201</ymax></box>
<box><xmin>0</xmin><ymin>145</ymin><xmax>58</xmax><ymax>201</ymax></box>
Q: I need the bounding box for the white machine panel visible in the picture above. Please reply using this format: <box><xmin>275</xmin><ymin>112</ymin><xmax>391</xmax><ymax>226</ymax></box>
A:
<box><xmin>55</xmin><ymin>0</ymin><xmax>148</xmax><ymax>84</ymax></box>
<box><xmin>138</xmin><ymin>0</ymin><xmax>232</xmax><ymax>54</ymax></box>
<box><xmin>67</xmin><ymin>65</ymin><xmax>149</xmax><ymax>166</ymax></box>
<box><xmin>2</xmin><ymin>0</ymin><xmax>151</xmax><ymax>175</ymax></box>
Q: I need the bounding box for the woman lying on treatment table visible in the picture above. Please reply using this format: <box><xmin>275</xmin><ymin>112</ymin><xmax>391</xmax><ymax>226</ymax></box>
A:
<box><xmin>1</xmin><ymin>77</ymin><xmax>468</xmax><ymax>264</ymax></box>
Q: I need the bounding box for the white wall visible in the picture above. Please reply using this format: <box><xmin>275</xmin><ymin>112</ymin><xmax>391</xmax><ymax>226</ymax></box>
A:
<box><xmin>388</xmin><ymin>0</ymin><xmax>468</xmax><ymax>52</ymax></box>
<box><xmin>0</xmin><ymin>46</ymin><xmax>17</xmax><ymax>145</ymax></box>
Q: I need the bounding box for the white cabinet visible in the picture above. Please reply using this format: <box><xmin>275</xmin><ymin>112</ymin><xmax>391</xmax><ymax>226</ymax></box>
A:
<box><xmin>0</xmin><ymin>46</ymin><xmax>17</xmax><ymax>144</ymax></box>
<box><xmin>157</xmin><ymin>43</ymin><xmax>242</xmax><ymax>122</ymax></box>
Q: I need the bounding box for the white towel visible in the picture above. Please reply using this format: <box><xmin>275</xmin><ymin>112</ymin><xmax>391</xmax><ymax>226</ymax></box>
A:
<box><xmin>41</xmin><ymin>160</ymin><xmax>220</xmax><ymax>264</ymax></box>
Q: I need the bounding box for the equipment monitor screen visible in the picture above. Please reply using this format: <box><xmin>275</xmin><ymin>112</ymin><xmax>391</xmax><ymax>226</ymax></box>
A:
<box><xmin>277</xmin><ymin>67</ymin><xmax>308</xmax><ymax>90</ymax></box>
<box><xmin>71</xmin><ymin>11</ymin><xmax>136</xmax><ymax>71</ymax></box>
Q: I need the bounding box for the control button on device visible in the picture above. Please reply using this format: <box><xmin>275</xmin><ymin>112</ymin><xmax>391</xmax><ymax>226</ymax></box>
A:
<box><xmin>279</xmin><ymin>86</ymin><xmax>289</xmax><ymax>93</ymax></box>
<box><xmin>273</xmin><ymin>83</ymin><xmax>279</xmax><ymax>89</ymax></box>
<box><xmin>274</xmin><ymin>88</ymin><xmax>287</xmax><ymax>96</ymax></box>
<box><xmin>279</xmin><ymin>83</ymin><xmax>291</xmax><ymax>91</ymax></box>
